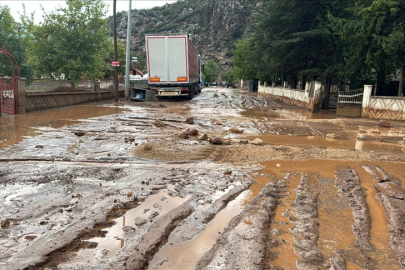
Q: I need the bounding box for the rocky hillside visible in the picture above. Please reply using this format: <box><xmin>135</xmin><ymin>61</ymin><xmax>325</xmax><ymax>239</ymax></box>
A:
<box><xmin>109</xmin><ymin>0</ymin><xmax>261</xmax><ymax>71</ymax></box>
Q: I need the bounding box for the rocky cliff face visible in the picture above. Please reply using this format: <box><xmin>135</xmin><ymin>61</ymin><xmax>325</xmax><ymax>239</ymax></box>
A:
<box><xmin>109</xmin><ymin>0</ymin><xmax>261</xmax><ymax>71</ymax></box>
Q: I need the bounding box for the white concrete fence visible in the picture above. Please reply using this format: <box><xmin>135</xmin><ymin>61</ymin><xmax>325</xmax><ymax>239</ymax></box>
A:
<box><xmin>258</xmin><ymin>81</ymin><xmax>323</xmax><ymax>112</ymax></box>
<box><xmin>255</xmin><ymin>81</ymin><xmax>405</xmax><ymax>120</ymax></box>
<box><xmin>362</xmin><ymin>85</ymin><xmax>405</xmax><ymax>120</ymax></box>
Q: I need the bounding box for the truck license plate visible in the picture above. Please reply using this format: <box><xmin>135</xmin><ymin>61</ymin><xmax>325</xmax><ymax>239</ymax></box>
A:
<box><xmin>160</xmin><ymin>92</ymin><xmax>179</xmax><ymax>96</ymax></box>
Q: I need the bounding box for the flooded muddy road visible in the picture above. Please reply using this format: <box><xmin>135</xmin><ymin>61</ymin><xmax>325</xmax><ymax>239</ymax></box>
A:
<box><xmin>1</xmin><ymin>87</ymin><xmax>405</xmax><ymax>270</ymax></box>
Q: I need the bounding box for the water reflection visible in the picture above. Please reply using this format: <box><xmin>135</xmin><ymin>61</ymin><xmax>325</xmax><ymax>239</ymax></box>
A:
<box><xmin>0</xmin><ymin>105</ymin><xmax>125</xmax><ymax>149</ymax></box>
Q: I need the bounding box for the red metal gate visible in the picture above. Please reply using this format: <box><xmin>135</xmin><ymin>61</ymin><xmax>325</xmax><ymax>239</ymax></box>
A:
<box><xmin>0</xmin><ymin>77</ymin><xmax>19</xmax><ymax>115</ymax></box>
<box><xmin>0</xmin><ymin>47</ymin><xmax>20</xmax><ymax>116</ymax></box>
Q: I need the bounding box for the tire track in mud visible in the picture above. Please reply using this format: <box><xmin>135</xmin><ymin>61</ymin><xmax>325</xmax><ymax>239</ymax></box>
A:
<box><xmin>289</xmin><ymin>174</ymin><xmax>323</xmax><ymax>269</ymax></box>
<box><xmin>261</xmin><ymin>163</ymin><xmax>403</xmax><ymax>269</ymax></box>
<box><xmin>11</xmin><ymin>199</ymin><xmax>139</xmax><ymax>270</ymax></box>
<box><xmin>114</xmin><ymin>198</ymin><xmax>195</xmax><ymax>270</ymax></box>
<box><xmin>195</xmin><ymin>181</ymin><xmax>285</xmax><ymax>270</ymax></box>
<box><xmin>201</xmin><ymin>182</ymin><xmax>253</xmax><ymax>224</ymax></box>
<box><xmin>335</xmin><ymin>168</ymin><xmax>373</xmax><ymax>251</ymax></box>
<box><xmin>363</xmin><ymin>165</ymin><xmax>405</xmax><ymax>268</ymax></box>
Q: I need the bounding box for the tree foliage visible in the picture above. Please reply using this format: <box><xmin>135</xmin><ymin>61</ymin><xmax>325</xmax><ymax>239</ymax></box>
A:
<box><xmin>251</xmin><ymin>0</ymin><xmax>347</xmax><ymax>81</ymax></box>
<box><xmin>203</xmin><ymin>59</ymin><xmax>220</xmax><ymax>83</ymax></box>
<box><xmin>230</xmin><ymin>0</ymin><xmax>405</xmax><ymax>96</ymax></box>
<box><xmin>0</xmin><ymin>4</ymin><xmax>33</xmax><ymax>80</ymax></box>
<box><xmin>232</xmin><ymin>38</ymin><xmax>257</xmax><ymax>80</ymax></box>
<box><xmin>31</xmin><ymin>0</ymin><xmax>110</xmax><ymax>86</ymax></box>
<box><xmin>223</xmin><ymin>69</ymin><xmax>238</xmax><ymax>83</ymax></box>
<box><xmin>333</xmin><ymin>0</ymin><xmax>405</xmax><ymax>94</ymax></box>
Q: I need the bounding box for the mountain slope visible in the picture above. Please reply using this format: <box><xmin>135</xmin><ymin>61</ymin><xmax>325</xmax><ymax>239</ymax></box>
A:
<box><xmin>109</xmin><ymin>0</ymin><xmax>261</xmax><ymax>71</ymax></box>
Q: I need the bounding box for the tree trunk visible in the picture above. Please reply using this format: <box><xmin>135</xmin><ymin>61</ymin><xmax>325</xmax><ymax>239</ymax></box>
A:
<box><xmin>70</xmin><ymin>81</ymin><xmax>75</xmax><ymax>91</ymax></box>
<box><xmin>398</xmin><ymin>65</ymin><xmax>404</xmax><ymax>97</ymax></box>
<box><xmin>291</xmin><ymin>72</ymin><xmax>294</xmax><ymax>89</ymax></box>
<box><xmin>376</xmin><ymin>67</ymin><xmax>385</xmax><ymax>96</ymax></box>
<box><xmin>272</xmin><ymin>72</ymin><xmax>276</xmax><ymax>87</ymax></box>
<box><xmin>282</xmin><ymin>72</ymin><xmax>285</xmax><ymax>86</ymax></box>
<box><xmin>302</xmin><ymin>76</ymin><xmax>306</xmax><ymax>90</ymax></box>
<box><xmin>323</xmin><ymin>76</ymin><xmax>332</xmax><ymax>110</ymax></box>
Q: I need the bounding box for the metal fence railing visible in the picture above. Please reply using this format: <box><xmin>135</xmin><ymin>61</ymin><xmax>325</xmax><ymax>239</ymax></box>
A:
<box><xmin>337</xmin><ymin>88</ymin><xmax>364</xmax><ymax>117</ymax></box>
<box><xmin>337</xmin><ymin>88</ymin><xmax>364</xmax><ymax>105</ymax></box>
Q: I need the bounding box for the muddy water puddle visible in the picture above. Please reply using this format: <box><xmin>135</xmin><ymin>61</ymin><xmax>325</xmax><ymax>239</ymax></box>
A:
<box><xmin>242</xmin><ymin>108</ymin><xmax>336</xmax><ymax>120</ymax></box>
<box><xmin>146</xmin><ymin>159</ymin><xmax>404</xmax><ymax>269</ymax></box>
<box><xmin>259</xmin><ymin>160</ymin><xmax>403</xmax><ymax>269</ymax></box>
<box><xmin>248</xmin><ymin>132</ymin><xmax>404</xmax><ymax>154</ymax></box>
<box><xmin>148</xmin><ymin>190</ymin><xmax>251</xmax><ymax>269</ymax></box>
<box><xmin>0</xmin><ymin>105</ymin><xmax>126</xmax><ymax>150</ymax></box>
<box><xmin>269</xmin><ymin>173</ymin><xmax>301</xmax><ymax>269</ymax></box>
<box><xmin>58</xmin><ymin>186</ymin><xmax>190</xmax><ymax>266</ymax></box>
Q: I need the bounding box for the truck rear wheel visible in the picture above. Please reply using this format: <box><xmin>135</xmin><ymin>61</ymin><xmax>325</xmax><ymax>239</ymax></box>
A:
<box><xmin>187</xmin><ymin>85</ymin><xmax>195</xmax><ymax>100</ymax></box>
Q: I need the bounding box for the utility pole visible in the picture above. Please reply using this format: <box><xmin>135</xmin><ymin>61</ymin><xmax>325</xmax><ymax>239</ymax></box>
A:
<box><xmin>113</xmin><ymin>0</ymin><xmax>119</xmax><ymax>102</ymax></box>
<box><xmin>125</xmin><ymin>0</ymin><xmax>132</xmax><ymax>99</ymax></box>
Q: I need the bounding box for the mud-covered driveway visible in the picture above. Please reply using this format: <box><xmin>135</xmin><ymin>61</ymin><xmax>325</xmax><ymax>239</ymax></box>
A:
<box><xmin>1</xmin><ymin>87</ymin><xmax>405</xmax><ymax>270</ymax></box>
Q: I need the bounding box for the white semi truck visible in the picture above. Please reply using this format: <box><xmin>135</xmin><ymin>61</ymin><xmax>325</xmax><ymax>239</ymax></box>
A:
<box><xmin>145</xmin><ymin>34</ymin><xmax>202</xmax><ymax>99</ymax></box>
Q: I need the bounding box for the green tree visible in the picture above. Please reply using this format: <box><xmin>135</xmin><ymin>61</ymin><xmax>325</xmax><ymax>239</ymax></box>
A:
<box><xmin>333</xmin><ymin>0</ymin><xmax>405</xmax><ymax>95</ymax></box>
<box><xmin>232</xmin><ymin>38</ymin><xmax>257</xmax><ymax>80</ymax></box>
<box><xmin>0</xmin><ymin>4</ymin><xmax>33</xmax><ymax>80</ymax></box>
<box><xmin>203</xmin><ymin>59</ymin><xmax>220</xmax><ymax>83</ymax></box>
<box><xmin>251</xmin><ymin>0</ymin><xmax>354</xmax><ymax>108</ymax></box>
<box><xmin>223</xmin><ymin>68</ymin><xmax>238</xmax><ymax>84</ymax></box>
<box><xmin>31</xmin><ymin>0</ymin><xmax>110</xmax><ymax>88</ymax></box>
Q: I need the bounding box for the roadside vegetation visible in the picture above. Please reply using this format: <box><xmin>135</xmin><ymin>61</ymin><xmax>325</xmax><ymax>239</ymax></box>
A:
<box><xmin>0</xmin><ymin>0</ymin><xmax>142</xmax><ymax>88</ymax></box>
<box><xmin>229</xmin><ymin>0</ymin><xmax>405</xmax><ymax>97</ymax></box>
<box><xmin>1</xmin><ymin>0</ymin><xmax>404</xmax><ymax>95</ymax></box>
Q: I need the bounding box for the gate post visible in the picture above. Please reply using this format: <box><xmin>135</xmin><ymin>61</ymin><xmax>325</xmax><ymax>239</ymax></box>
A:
<box><xmin>18</xmin><ymin>78</ymin><xmax>26</xmax><ymax>114</ymax></box>
<box><xmin>0</xmin><ymin>78</ymin><xmax>2</xmax><ymax>117</ymax></box>
<box><xmin>13</xmin><ymin>76</ymin><xmax>19</xmax><ymax>114</ymax></box>
<box><xmin>362</xmin><ymin>85</ymin><xmax>373</xmax><ymax>118</ymax></box>
<box><xmin>361</xmin><ymin>85</ymin><xmax>373</xmax><ymax>117</ymax></box>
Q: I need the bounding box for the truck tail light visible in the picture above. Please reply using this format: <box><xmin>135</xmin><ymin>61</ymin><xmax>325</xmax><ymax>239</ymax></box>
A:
<box><xmin>177</xmin><ymin>77</ymin><xmax>187</xmax><ymax>82</ymax></box>
<box><xmin>181</xmin><ymin>87</ymin><xmax>188</xmax><ymax>92</ymax></box>
<box><xmin>150</xmin><ymin>78</ymin><xmax>160</xmax><ymax>82</ymax></box>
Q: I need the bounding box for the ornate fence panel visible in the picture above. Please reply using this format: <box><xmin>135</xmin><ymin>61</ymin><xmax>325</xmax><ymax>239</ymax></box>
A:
<box><xmin>0</xmin><ymin>77</ymin><xmax>19</xmax><ymax>115</ymax></box>
<box><xmin>337</xmin><ymin>89</ymin><xmax>363</xmax><ymax>117</ymax></box>
<box><xmin>367</xmin><ymin>97</ymin><xmax>405</xmax><ymax>120</ymax></box>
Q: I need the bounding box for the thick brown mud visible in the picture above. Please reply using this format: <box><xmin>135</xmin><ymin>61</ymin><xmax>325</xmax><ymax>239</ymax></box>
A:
<box><xmin>0</xmin><ymin>104</ymin><xmax>126</xmax><ymax>150</ymax></box>
<box><xmin>252</xmin><ymin>160</ymin><xmax>404</xmax><ymax>269</ymax></box>
<box><xmin>148</xmin><ymin>190</ymin><xmax>252</xmax><ymax>269</ymax></box>
<box><xmin>195</xmin><ymin>181</ymin><xmax>281</xmax><ymax>270</ymax></box>
<box><xmin>1</xmin><ymin>87</ymin><xmax>405</xmax><ymax>270</ymax></box>
<box><xmin>335</xmin><ymin>168</ymin><xmax>373</xmax><ymax>251</ymax></box>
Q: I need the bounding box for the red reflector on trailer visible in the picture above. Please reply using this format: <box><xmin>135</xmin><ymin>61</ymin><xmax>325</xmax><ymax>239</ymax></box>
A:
<box><xmin>181</xmin><ymin>88</ymin><xmax>188</xmax><ymax>92</ymax></box>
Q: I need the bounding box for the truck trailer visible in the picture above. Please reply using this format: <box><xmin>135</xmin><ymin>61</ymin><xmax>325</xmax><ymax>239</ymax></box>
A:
<box><xmin>146</xmin><ymin>34</ymin><xmax>202</xmax><ymax>99</ymax></box>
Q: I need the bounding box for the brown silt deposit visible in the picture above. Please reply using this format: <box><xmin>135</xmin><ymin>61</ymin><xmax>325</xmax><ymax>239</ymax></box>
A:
<box><xmin>1</xmin><ymin>87</ymin><xmax>405</xmax><ymax>270</ymax></box>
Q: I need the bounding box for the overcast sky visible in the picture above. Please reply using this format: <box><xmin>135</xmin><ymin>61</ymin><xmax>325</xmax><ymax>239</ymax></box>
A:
<box><xmin>0</xmin><ymin>0</ymin><xmax>177</xmax><ymax>23</ymax></box>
